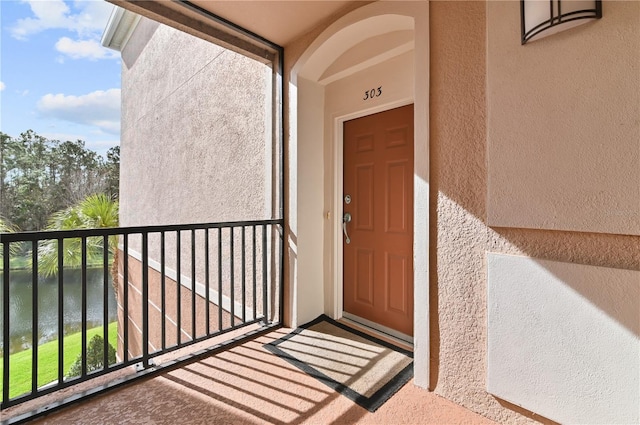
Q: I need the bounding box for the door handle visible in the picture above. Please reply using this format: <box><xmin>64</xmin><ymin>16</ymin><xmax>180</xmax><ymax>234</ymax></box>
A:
<box><xmin>343</xmin><ymin>212</ymin><xmax>352</xmax><ymax>244</ymax></box>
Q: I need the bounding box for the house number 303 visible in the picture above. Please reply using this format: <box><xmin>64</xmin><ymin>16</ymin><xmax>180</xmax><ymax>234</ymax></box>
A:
<box><xmin>363</xmin><ymin>87</ymin><xmax>382</xmax><ymax>101</ymax></box>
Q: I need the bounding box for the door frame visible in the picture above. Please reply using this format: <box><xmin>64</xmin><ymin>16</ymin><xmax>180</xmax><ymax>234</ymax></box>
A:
<box><xmin>331</xmin><ymin>98</ymin><xmax>414</xmax><ymax>329</ymax></box>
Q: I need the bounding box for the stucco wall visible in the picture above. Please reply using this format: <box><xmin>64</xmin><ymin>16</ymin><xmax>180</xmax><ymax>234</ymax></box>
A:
<box><xmin>487</xmin><ymin>253</ymin><xmax>639</xmax><ymax>424</ymax></box>
<box><xmin>429</xmin><ymin>1</ymin><xmax>640</xmax><ymax>423</ymax></box>
<box><xmin>487</xmin><ymin>1</ymin><xmax>640</xmax><ymax>236</ymax></box>
<box><xmin>120</xmin><ymin>19</ymin><xmax>272</xmax><ymax>228</ymax></box>
<box><xmin>117</xmin><ymin>19</ymin><xmax>278</xmax><ymax>345</ymax></box>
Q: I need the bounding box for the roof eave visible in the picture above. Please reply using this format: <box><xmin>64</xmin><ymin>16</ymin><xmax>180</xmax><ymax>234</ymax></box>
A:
<box><xmin>101</xmin><ymin>6</ymin><xmax>140</xmax><ymax>52</ymax></box>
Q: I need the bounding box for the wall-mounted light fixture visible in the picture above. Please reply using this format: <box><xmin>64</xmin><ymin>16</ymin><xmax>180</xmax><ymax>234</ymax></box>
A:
<box><xmin>521</xmin><ymin>0</ymin><xmax>602</xmax><ymax>44</ymax></box>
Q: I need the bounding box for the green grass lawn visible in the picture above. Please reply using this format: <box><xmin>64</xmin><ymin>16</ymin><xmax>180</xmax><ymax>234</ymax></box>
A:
<box><xmin>0</xmin><ymin>322</ymin><xmax>118</xmax><ymax>400</ymax></box>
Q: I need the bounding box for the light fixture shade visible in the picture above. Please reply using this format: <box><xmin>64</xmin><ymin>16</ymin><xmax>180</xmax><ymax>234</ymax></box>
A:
<box><xmin>521</xmin><ymin>0</ymin><xmax>602</xmax><ymax>44</ymax></box>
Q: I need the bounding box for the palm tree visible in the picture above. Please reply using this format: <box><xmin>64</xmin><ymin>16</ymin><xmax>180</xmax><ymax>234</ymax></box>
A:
<box><xmin>0</xmin><ymin>217</ymin><xmax>19</xmax><ymax>268</ymax></box>
<box><xmin>38</xmin><ymin>194</ymin><xmax>119</xmax><ymax>287</ymax></box>
<box><xmin>0</xmin><ymin>217</ymin><xmax>13</xmax><ymax>233</ymax></box>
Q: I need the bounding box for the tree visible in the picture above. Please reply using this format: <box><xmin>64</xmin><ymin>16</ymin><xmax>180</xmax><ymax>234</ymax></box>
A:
<box><xmin>51</xmin><ymin>140</ymin><xmax>108</xmax><ymax>205</ymax></box>
<box><xmin>0</xmin><ymin>131</ymin><xmax>119</xmax><ymax>231</ymax></box>
<box><xmin>0</xmin><ymin>217</ymin><xmax>17</xmax><ymax>233</ymax></box>
<box><xmin>38</xmin><ymin>194</ymin><xmax>119</xmax><ymax>285</ymax></box>
<box><xmin>0</xmin><ymin>217</ymin><xmax>20</xmax><ymax>265</ymax></box>
<box><xmin>2</xmin><ymin>130</ymin><xmax>53</xmax><ymax>230</ymax></box>
<box><xmin>104</xmin><ymin>146</ymin><xmax>120</xmax><ymax>199</ymax></box>
<box><xmin>0</xmin><ymin>133</ymin><xmax>9</xmax><ymax>211</ymax></box>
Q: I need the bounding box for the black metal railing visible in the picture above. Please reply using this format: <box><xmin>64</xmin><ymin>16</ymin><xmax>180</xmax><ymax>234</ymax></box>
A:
<box><xmin>0</xmin><ymin>219</ymin><xmax>283</xmax><ymax>411</ymax></box>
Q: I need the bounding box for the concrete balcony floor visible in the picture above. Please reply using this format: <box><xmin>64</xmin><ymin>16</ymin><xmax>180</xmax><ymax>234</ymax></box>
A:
<box><xmin>26</xmin><ymin>328</ymin><xmax>496</xmax><ymax>425</ymax></box>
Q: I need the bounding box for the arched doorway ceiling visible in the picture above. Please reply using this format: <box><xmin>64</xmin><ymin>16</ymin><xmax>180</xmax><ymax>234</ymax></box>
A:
<box><xmin>297</xmin><ymin>12</ymin><xmax>414</xmax><ymax>84</ymax></box>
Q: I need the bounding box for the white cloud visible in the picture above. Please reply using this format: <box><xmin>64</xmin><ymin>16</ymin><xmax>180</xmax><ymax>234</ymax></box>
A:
<box><xmin>55</xmin><ymin>37</ymin><xmax>119</xmax><ymax>60</ymax></box>
<box><xmin>0</xmin><ymin>82</ymin><xmax>5</xmax><ymax>91</ymax></box>
<box><xmin>10</xmin><ymin>0</ymin><xmax>70</xmax><ymax>39</ymax></box>
<box><xmin>10</xmin><ymin>1</ymin><xmax>118</xmax><ymax>62</ymax></box>
<box><xmin>37</xmin><ymin>89</ymin><xmax>121</xmax><ymax>135</ymax></box>
<box><xmin>10</xmin><ymin>0</ymin><xmax>114</xmax><ymax>40</ymax></box>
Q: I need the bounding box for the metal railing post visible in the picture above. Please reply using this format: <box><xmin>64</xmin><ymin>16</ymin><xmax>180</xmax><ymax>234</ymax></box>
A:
<box><xmin>204</xmin><ymin>229</ymin><xmax>210</xmax><ymax>335</ymax></box>
<box><xmin>31</xmin><ymin>241</ymin><xmax>39</xmax><ymax>394</ymax></box>
<box><xmin>123</xmin><ymin>235</ymin><xmax>129</xmax><ymax>363</ymax></box>
<box><xmin>262</xmin><ymin>224</ymin><xmax>268</xmax><ymax>325</ymax></box>
<box><xmin>2</xmin><ymin>240</ymin><xmax>11</xmax><ymax>407</ymax></box>
<box><xmin>103</xmin><ymin>235</ymin><xmax>110</xmax><ymax>372</ymax></box>
<box><xmin>230</xmin><ymin>227</ymin><xmax>235</xmax><ymax>327</ymax></box>
<box><xmin>241</xmin><ymin>226</ymin><xmax>246</xmax><ymax>323</ymax></box>
<box><xmin>161</xmin><ymin>232</ymin><xmax>166</xmax><ymax>350</ymax></box>
<box><xmin>57</xmin><ymin>239</ymin><xmax>64</xmax><ymax>386</ymax></box>
<box><xmin>191</xmin><ymin>229</ymin><xmax>196</xmax><ymax>341</ymax></box>
<box><xmin>142</xmin><ymin>232</ymin><xmax>149</xmax><ymax>368</ymax></box>
<box><xmin>81</xmin><ymin>237</ymin><xmax>87</xmax><ymax>377</ymax></box>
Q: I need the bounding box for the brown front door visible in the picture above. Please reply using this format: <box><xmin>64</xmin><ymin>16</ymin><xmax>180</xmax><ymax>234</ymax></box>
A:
<box><xmin>343</xmin><ymin>104</ymin><xmax>414</xmax><ymax>336</ymax></box>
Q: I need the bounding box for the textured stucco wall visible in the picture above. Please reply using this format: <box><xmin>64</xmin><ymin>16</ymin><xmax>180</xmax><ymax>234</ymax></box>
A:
<box><xmin>487</xmin><ymin>253</ymin><xmax>639</xmax><ymax>424</ymax></box>
<box><xmin>429</xmin><ymin>1</ymin><xmax>640</xmax><ymax>423</ymax></box>
<box><xmin>487</xmin><ymin>1</ymin><xmax>640</xmax><ymax>236</ymax></box>
<box><xmin>120</xmin><ymin>20</ymin><xmax>272</xmax><ymax>228</ymax></box>
<box><xmin>429</xmin><ymin>2</ymin><xmax>508</xmax><ymax>421</ymax></box>
<box><xmin>118</xmin><ymin>19</ymin><xmax>276</xmax><ymax>339</ymax></box>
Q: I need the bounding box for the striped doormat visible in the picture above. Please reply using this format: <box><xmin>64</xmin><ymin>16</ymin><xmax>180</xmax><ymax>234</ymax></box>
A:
<box><xmin>264</xmin><ymin>315</ymin><xmax>413</xmax><ymax>412</ymax></box>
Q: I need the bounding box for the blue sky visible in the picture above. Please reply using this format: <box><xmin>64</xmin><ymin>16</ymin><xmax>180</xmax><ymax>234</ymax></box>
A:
<box><xmin>1</xmin><ymin>0</ymin><xmax>120</xmax><ymax>157</ymax></box>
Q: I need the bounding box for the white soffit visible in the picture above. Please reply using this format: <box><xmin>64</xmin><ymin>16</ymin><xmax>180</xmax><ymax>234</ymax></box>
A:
<box><xmin>188</xmin><ymin>0</ymin><xmax>357</xmax><ymax>46</ymax></box>
<box><xmin>102</xmin><ymin>6</ymin><xmax>141</xmax><ymax>51</ymax></box>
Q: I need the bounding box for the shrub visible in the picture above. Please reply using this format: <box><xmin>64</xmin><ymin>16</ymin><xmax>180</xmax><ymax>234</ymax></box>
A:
<box><xmin>66</xmin><ymin>334</ymin><xmax>116</xmax><ymax>378</ymax></box>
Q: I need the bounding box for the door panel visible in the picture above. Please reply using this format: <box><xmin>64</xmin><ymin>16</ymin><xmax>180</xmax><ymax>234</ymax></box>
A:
<box><xmin>343</xmin><ymin>104</ymin><xmax>414</xmax><ymax>336</ymax></box>
<box><xmin>355</xmin><ymin>164</ymin><xmax>374</xmax><ymax>230</ymax></box>
<box><xmin>386</xmin><ymin>253</ymin><xmax>409</xmax><ymax>313</ymax></box>
<box><xmin>386</xmin><ymin>160</ymin><xmax>409</xmax><ymax>233</ymax></box>
<box><xmin>356</xmin><ymin>248</ymin><xmax>374</xmax><ymax>305</ymax></box>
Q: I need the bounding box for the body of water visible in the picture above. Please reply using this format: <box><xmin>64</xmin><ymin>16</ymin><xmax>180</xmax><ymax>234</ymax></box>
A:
<box><xmin>0</xmin><ymin>268</ymin><xmax>117</xmax><ymax>354</ymax></box>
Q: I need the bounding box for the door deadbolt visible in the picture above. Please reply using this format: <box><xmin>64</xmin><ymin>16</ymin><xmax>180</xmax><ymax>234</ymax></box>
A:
<box><xmin>344</xmin><ymin>194</ymin><xmax>352</xmax><ymax>204</ymax></box>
